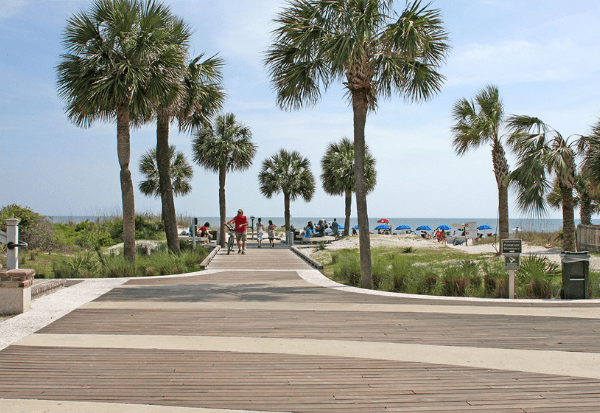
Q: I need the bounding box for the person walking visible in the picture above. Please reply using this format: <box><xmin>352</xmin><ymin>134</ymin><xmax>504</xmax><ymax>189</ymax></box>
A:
<box><xmin>267</xmin><ymin>220</ymin><xmax>276</xmax><ymax>247</ymax></box>
<box><xmin>225</xmin><ymin>209</ymin><xmax>249</xmax><ymax>254</ymax></box>
<box><xmin>256</xmin><ymin>218</ymin><xmax>265</xmax><ymax>248</ymax></box>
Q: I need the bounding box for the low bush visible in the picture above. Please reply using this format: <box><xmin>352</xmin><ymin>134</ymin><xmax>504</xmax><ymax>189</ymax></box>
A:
<box><xmin>47</xmin><ymin>244</ymin><xmax>208</xmax><ymax>278</ymax></box>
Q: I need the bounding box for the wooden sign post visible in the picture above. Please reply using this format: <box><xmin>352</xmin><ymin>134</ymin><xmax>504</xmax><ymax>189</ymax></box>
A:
<box><xmin>502</xmin><ymin>239</ymin><xmax>522</xmax><ymax>299</ymax></box>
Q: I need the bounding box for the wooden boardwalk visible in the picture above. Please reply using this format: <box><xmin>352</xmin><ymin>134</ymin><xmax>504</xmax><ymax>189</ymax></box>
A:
<box><xmin>2</xmin><ymin>243</ymin><xmax>600</xmax><ymax>412</ymax></box>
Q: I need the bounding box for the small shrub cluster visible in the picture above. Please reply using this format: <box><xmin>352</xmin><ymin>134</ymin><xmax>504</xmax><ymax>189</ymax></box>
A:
<box><xmin>0</xmin><ymin>204</ymin><xmax>58</xmax><ymax>250</ymax></box>
<box><xmin>50</xmin><ymin>244</ymin><xmax>208</xmax><ymax>278</ymax></box>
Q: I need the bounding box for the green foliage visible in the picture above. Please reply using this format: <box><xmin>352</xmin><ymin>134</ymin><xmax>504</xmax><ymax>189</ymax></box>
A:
<box><xmin>48</xmin><ymin>244</ymin><xmax>208</xmax><ymax>278</ymax></box>
<box><xmin>0</xmin><ymin>204</ymin><xmax>58</xmax><ymax>250</ymax></box>
<box><xmin>323</xmin><ymin>245</ymin><xmax>593</xmax><ymax>299</ymax></box>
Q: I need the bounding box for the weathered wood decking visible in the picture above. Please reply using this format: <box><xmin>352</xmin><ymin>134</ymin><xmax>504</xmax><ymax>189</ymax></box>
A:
<box><xmin>1</xmin><ymin>243</ymin><xmax>600</xmax><ymax>412</ymax></box>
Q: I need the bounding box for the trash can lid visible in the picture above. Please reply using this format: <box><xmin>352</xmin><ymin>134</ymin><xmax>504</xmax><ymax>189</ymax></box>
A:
<box><xmin>560</xmin><ymin>251</ymin><xmax>590</xmax><ymax>263</ymax></box>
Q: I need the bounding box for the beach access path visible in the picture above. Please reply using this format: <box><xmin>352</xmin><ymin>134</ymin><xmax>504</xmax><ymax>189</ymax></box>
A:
<box><xmin>1</xmin><ymin>241</ymin><xmax>600</xmax><ymax>412</ymax></box>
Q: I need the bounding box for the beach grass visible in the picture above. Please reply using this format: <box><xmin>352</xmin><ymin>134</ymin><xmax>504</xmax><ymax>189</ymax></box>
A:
<box><xmin>317</xmin><ymin>243</ymin><xmax>600</xmax><ymax>299</ymax></box>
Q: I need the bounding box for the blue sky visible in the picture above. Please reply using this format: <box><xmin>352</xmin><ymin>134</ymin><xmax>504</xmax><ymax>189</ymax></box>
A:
<box><xmin>1</xmin><ymin>0</ymin><xmax>600</xmax><ymax>221</ymax></box>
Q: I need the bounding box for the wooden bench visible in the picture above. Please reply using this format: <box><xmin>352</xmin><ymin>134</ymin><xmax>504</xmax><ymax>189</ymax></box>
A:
<box><xmin>301</xmin><ymin>236</ymin><xmax>336</xmax><ymax>244</ymax></box>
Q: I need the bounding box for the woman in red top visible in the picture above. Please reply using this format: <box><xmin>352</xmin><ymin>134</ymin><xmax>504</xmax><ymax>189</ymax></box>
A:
<box><xmin>225</xmin><ymin>209</ymin><xmax>249</xmax><ymax>254</ymax></box>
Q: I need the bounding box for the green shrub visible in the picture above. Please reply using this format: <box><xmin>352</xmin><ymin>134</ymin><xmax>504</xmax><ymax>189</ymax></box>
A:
<box><xmin>419</xmin><ymin>274</ymin><xmax>438</xmax><ymax>295</ymax></box>
<box><xmin>494</xmin><ymin>278</ymin><xmax>509</xmax><ymax>298</ymax></box>
<box><xmin>333</xmin><ymin>251</ymin><xmax>361</xmax><ymax>286</ymax></box>
<box><xmin>0</xmin><ymin>204</ymin><xmax>58</xmax><ymax>250</ymax></box>
<box><xmin>392</xmin><ymin>274</ymin><xmax>405</xmax><ymax>292</ymax></box>
<box><xmin>51</xmin><ymin>251</ymin><xmax>98</xmax><ymax>278</ymax></box>
<box><xmin>441</xmin><ymin>265</ymin><xmax>469</xmax><ymax>296</ymax></box>
<box><xmin>525</xmin><ymin>278</ymin><xmax>553</xmax><ymax>299</ymax></box>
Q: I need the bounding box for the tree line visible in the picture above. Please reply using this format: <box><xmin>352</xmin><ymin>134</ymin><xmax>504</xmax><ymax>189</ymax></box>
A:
<box><xmin>451</xmin><ymin>84</ymin><xmax>600</xmax><ymax>253</ymax></box>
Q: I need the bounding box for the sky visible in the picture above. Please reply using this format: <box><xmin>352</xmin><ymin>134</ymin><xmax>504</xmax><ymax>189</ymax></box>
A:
<box><xmin>1</xmin><ymin>0</ymin><xmax>600</xmax><ymax>221</ymax></box>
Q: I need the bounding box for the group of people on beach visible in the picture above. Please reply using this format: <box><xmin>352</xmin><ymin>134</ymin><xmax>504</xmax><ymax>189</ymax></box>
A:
<box><xmin>302</xmin><ymin>219</ymin><xmax>339</xmax><ymax>238</ymax></box>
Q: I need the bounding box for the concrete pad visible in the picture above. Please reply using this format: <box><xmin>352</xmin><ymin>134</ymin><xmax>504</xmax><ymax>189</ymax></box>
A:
<box><xmin>16</xmin><ymin>333</ymin><xmax>600</xmax><ymax>380</ymax></box>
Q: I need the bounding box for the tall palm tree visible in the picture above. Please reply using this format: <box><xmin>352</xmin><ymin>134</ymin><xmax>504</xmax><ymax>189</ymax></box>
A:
<box><xmin>57</xmin><ymin>0</ymin><xmax>185</xmax><ymax>262</ymax></box>
<box><xmin>508</xmin><ymin>116</ymin><xmax>578</xmax><ymax>251</ymax></box>
<box><xmin>321</xmin><ymin>138</ymin><xmax>376</xmax><ymax>236</ymax></box>
<box><xmin>139</xmin><ymin>145</ymin><xmax>193</xmax><ymax>198</ymax></box>
<box><xmin>546</xmin><ymin>174</ymin><xmax>600</xmax><ymax>226</ymax></box>
<box><xmin>451</xmin><ymin>85</ymin><xmax>510</xmax><ymax>243</ymax></box>
<box><xmin>192</xmin><ymin>113</ymin><xmax>256</xmax><ymax>247</ymax></box>
<box><xmin>265</xmin><ymin>0</ymin><xmax>450</xmax><ymax>288</ymax></box>
<box><xmin>259</xmin><ymin>149</ymin><xmax>316</xmax><ymax>231</ymax></box>
<box><xmin>155</xmin><ymin>54</ymin><xmax>224</xmax><ymax>254</ymax></box>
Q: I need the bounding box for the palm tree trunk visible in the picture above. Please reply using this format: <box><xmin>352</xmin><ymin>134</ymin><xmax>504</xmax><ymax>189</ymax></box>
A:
<box><xmin>560</xmin><ymin>182</ymin><xmax>576</xmax><ymax>251</ymax></box>
<box><xmin>580</xmin><ymin>191</ymin><xmax>593</xmax><ymax>225</ymax></box>
<box><xmin>117</xmin><ymin>106</ymin><xmax>135</xmax><ymax>263</ymax></box>
<box><xmin>344</xmin><ymin>190</ymin><xmax>352</xmax><ymax>237</ymax></box>
<box><xmin>492</xmin><ymin>143</ymin><xmax>510</xmax><ymax>242</ymax></box>
<box><xmin>219</xmin><ymin>166</ymin><xmax>226</xmax><ymax>248</ymax></box>
<box><xmin>156</xmin><ymin>113</ymin><xmax>180</xmax><ymax>255</ymax></box>
<box><xmin>351</xmin><ymin>89</ymin><xmax>372</xmax><ymax>289</ymax></box>
<box><xmin>284</xmin><ymin>192</ymin><xmax>291</xmax><ymax>232</ymax></box>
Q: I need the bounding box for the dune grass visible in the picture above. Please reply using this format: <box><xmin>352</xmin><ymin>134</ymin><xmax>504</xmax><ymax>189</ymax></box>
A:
<box><xmin>315</xmin><ymin>245</ymin><xmax>600</xmax><ymax>299</ymax></box>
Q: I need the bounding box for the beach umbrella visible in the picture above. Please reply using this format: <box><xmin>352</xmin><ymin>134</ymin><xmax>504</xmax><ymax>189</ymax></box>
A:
<box><xmin>436</xmin><ymin>225</ymin><xmax>451</xmax><ymax>231</ymax></box>
<box><xmin>375</xmin><ymin>224</ymin><xmax>391</xmax><ymax>230</ymax></box>
<box><xmin>338</xmin><ymin>225</ymin><xmax>345</xmax><ymax>230</ymax></box>
<box><xmin>478</xmin><ymin>224</ymin><xmax>492</xmax><ymax>230</ymax></box>
<box><xmin>354</xmin><ymin>225</ymin><xmax>359</xmax><ymax>229</ymax></box>
<box><xmin>416</xmin><ymin>225</ymin><xmax>431</xmax><ymax>231</ymax></box>
<box><xmin>396</xmin><ymin>225</ymin><xmax>411</xmax><ymax>230</ymax></box>
<box><xmin>377</xmin><ymin>218</ymin><xmax>389</xmax><ymax>224</ymax></box>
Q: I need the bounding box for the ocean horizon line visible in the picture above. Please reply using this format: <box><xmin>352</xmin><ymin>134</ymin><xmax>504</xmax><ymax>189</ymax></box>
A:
<box><xmin>48</xmin><ymin>215</ymin><xmax>585</xmax><ymax>233</ymax></box>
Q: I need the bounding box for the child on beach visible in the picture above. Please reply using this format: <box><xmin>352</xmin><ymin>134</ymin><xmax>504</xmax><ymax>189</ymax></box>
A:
<box><xmin>256</xmin><ymin>218</ymin><xmax>264</xmax><ymax>248</ymax></box>
<box><xmin>267</xmin><ymin>220</ymin><xmax>276</xmax><ymax>247</ymax></box>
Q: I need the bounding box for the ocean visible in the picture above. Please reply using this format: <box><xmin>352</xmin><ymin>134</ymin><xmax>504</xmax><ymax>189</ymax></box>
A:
<box><xmin>49</xmin><ymin>215</ymin><xmax>580</xmax><ymax>234</ymax></box>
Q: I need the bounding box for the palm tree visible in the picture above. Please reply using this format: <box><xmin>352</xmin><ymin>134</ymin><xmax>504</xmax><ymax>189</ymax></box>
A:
<box><xmin>508</xmin><ymin>116</ymin><xmax>578</xmax><ymax>251</ymax></box>
<box><xmin>577</xmin><ymin>121</ymin><xmax>600</xmax><ymax>225</ymax></box>
<box><xmin>259</xmin><ymin>149</ymin><xmax>316</xmax><ymax>231</ymax></box>
<box><xmin>321</xmin><ymin>138</ymin><xmax>376</xmax><ymax>236</ymax></box>
<box><xmin>265</xmin><ymin>0</ymin><xmax>450</xmax><ymax>288</ymax></box>
<box><xmin>57</xmin><ymin>0</ymin><xmax>185</xmax><ymax>262</ymax></box>
<box><xmin>192</xmin><ymin>113</ymin><xmax>256</xmax><ymax>247</ymax></box>
<box><xmin>155</xmin><ymin>54</ymin><xmax>224</xmax><ymax>253</ymax></box>
<box><xmin>139</xmin><ymin>145</ymin><xmax>193</xmax><ymax>199</ymax></box>
<box><xmin>451</xmin><ymin>85</ymin><xmax>510</xmax><ymax>243</ymax></box>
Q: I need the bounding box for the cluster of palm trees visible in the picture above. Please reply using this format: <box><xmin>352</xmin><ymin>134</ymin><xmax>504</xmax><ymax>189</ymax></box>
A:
<box><xmin>57</xmin><ymin>0</ymin><xmax>451</xmax><ymax>289</ymax></box>
<box><xmin>452</xmin><ymin>85</ymin><xmax>600</xmax><ymax>253</ymax></box>
<box><xmin>57</xmin><ymin>0</ymin><xmax>224</xmax><ymax>262</ymax></box>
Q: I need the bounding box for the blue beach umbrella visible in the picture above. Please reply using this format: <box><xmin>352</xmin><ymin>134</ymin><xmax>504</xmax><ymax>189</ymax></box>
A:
<box><xmin>478</xmin><ymin>225</ymin><xmax>492</xmax><ymax>230</ymax></box>
<box><xmin>416</xmin><ymin>225</ymin><xmax>431</xmax><ymax>231</ymax></box>
<box><xmin>396</xmin><ymin>225</ymin><xmax>411</xmax><ymax>230</ymax></box>
<box><xmin>354</xmin><ymin>225</ymin><xmax>359</xmax><ymax>229</ymax></box>
<box><xmin>337</xmin><ymin>225</ymin><xmax>345</xmax><ymax>230</ymax></box>
<box><xmin>436</xmin><ymin>225</ymin><xmax>451</xmax><ymax>231</ymax></box>
<box><xmin>375</xmin><ymin>224</ymin><xmax>391</xmax><ymax>230</ymax></box>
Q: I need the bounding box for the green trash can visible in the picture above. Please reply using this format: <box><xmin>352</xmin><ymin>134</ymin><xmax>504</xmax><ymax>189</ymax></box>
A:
<box><xmin>560</xmin><ymin>251</ymin><xmax>590</xmax><ymax>299</ymax></box>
